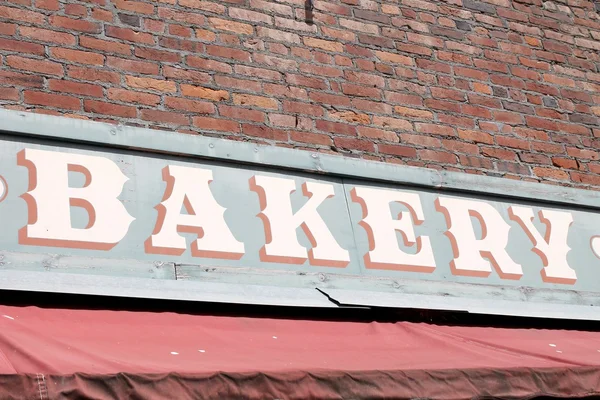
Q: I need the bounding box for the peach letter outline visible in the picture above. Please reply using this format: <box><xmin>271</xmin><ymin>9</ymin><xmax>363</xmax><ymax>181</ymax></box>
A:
<box><xmin>249</xmin><ymin>175</ymin><xmax>350</xmax><ymax>267</ymax></box>
<box><xmin>435</xmin><ymin>196</ymin><xmax>523</xmax><ymax>280</ymax></box>
<box><xmin>145</xmin><ymin>165</ymin><xmax>244</xmax><ymax>259</ymax></box>
<box><xmin>350</xmin><ymin>186</ymin><xmax>435</xmax><ymax>272</ymax></box>
<box><xmin>508</xmin><ymin>206</ymin><xmax>576</xmax><ymax>284</ymax></box>
<box><xmin>17</xmin><ymin>148</ymin><xmax>134</xmax><ymax>250</ymax></box>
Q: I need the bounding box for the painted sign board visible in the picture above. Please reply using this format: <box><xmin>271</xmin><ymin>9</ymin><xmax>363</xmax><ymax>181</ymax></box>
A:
<box><xmin>1</xmin><ymin>109</ymin><xmax>600</xmax><ymax>320</ymax></box>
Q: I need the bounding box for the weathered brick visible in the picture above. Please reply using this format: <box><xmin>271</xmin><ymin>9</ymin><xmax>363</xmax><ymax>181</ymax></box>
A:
<box><xmin>84</xmin><ymin>100</ymin><xmax>136</xmax><ymax>117</ymax></box>
<box><xmin>141</xmin><ymin>109</ymin><xmax>189</xmax><ymax>125</ymax></box>
<box><xmin>0</xmin><ymin>38</ymin><xmax>44</xmax><ymax>55</ymax></box>
<box><xmin>80</xmin><ymin>36</ymin><xmax>131</xmax><ymax>55</ymax></box>
<box><xmin>193</xmin><ymin>116</ymin><xmax>240</xmax><ymax>132</ymax></box>
<box><xmin>379</xmin><ymin>144</ymin><xmax>418</xmax><ymax>157</ymax></box>
<box><xmin>126</xmin><ymin>76</ymin><xmax>176</xmax><ymax>92</ymax></box>
<box><xmin>20</xmin><ymin>27</ymin><xmax>76</xmax><ymax>45</ymax></box>
<box><xmin>67</xmin><ymin>66</ymin><xmax>120</xmax><ymax>84</ymax></box>
<box><xmin>48</xmin><ymin>79</ymin><xmax>103</xmax><ymax>97</ymax></box>
<box><xmin>107</xmin><ymin>57</ymin><xmax>159</xmax><ymax>75</ymax></box>
<box><xmin>24</xmin><ymin>91</ymin><xmax>80</xmax><ymax>110</ymax></box>
<box><xmin>108</xmin><ymin>88</ymin><xmax>160</xmax><ymax>106</ymax></box>
<box><xmin>7</xmin><ymin>56</ymin><xmax>63</xmax><ymax>76</ymax></box>
<box><xmin>233</xmin><ymin>93</ymin><xmax>279</xmax><ymax>109</ymax></box>
<box><xmin>50</xmin><ymin>16</ymin><xmax>101</xmax><ymax>33</ymax></box>
<box><xmin>51</xmin><ymin>48</ymin><xmax>104</xmax><ymax>65</ymax></box>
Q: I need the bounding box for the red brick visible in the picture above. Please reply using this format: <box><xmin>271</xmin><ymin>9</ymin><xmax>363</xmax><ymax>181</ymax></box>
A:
<box><xmin>192</xmin><ymin>116</ymin><xmax>239</xmax><ymax>132</ymax></box>
<box><xmin>352</xmin><ymin>99</ymin><xmax>392</xmax><ymax>114</ymax></box>
<box><xmin>187</xmin><ymin>56</ymin><xmax>233</xmax><ymax>74</ymax></box>
<box><xmin>334</xmin><ymin>137</ymin><xmax>375</xmax><ymax>152</ymax></box>
<box><xmin>424</xmin><ymin>99</ymin><xmax>461</xmax><ymax>113</ymax></box>
<box><xmin>68</xmin><ymin>66</ymin><xmax>120</xmax><ymax>84</ymax></box>
<box><xmin>64</xmin><ymin>3</ymin><xmax>87</xmax><ymax>15</ymax></box>
<box><xmin>379</xmin><ymin>143</ymin><xmax>417</xmax><ymax>157</ymax></box>
<box><xmin>342</xmin><ymin>84</ymin><xmax>381</xmax><ymax>98</ymax></box>
<box><xmin>242</xmin><ymin>124</ymin><xmax>288</xmax><ymax>141</ymax></box>
<box><xmin>419</xmin><ymin>149</ymin><xmax>457</xmax><ymax>163</ymax></box>
<box><xmin>415</xmin><ymin>123</ymin><xmax>455</xmax><ymax>136</ymax></box>
<box><xmin>358</xmin><ymin>126</ymin><xmax>398</xmax><ymax>142</ymax></box>
<box><xmin>474</xmin><ymin>59</ymin><xmax>509</xmax><ymax>73</ymax></box>
<box><xmin>0</xmin><ymin>5</ymin><xmax>45</xmax><ymax>24</ymax></box>
<box><xmin>442</xmin><ymin>139</ymin><xmax>479</xmax><ymax>154</ymax></box>
<box><xmin>91</xmin><ymin>8</ymin><xmax>113</xmax><ymax>22</ymax></box>
<box><xmin>84</xmin><ymin>100</ymin><xmax>137</xmax><ymax>117</ymax></box>
<box><xmin>496</xmin><ymin>136</ymin><xmax>530</xmax><ymax>150</ymax></box>
<box><xmin>48</xmin><ymin>79</ymin><xmax>103</xmax><ymax>97</ymax></box>
<box><xmin>135</xmin><ymin>47</ymin><xmax>181</xmax><ymax>63</ymax></box>
<box><xmin>454</xmin><ymin>67</ymin><xmax>489</xmax><ymax>81</ymax></box>
<box><xmin>567</xmin><ymin>147</ymin><xmax>599</xmax><ymax>160</ymax></box>
<box><xmin>519</xmin><ymin>153</ymin><xmax>551</xmax><ymax>164</ymax></box>
<box><xmin>50</xmin><ymin>16</ymin><xmax>101</xmax><ymax>33</ymax></box>
<box><xmin>493</xmin><ymin>111</ymin><xmax>524</xmax><ymax>125</ymax></box>
<box><xmin>401</xmin><ymin>134</ymin><xmax>441</xmax><ymax>147</ymax></box>
<box><xmin>300</xmin><ymin>63</ymin><xmax>344</xmax><ymax>78</ymax></box>
<box><xmin>113</xmin><ymin>0</ymin><xmax>154</xmax><ymax>14</ymax></box>
<box><xmin>162</xmin><ymin>67</ymin><xmax>211</xmax><ymax>85</ymax></box>
<box><xmin>141</xmin><ymin>109</ymin><xmax>190</xmax><ymax>125</ymax></box>
<box><xmin>0</xmin><ymin>71</ymin><xmax>44</xmax><ymax>88</ymax></box>
<box><xmin>0</xmin><ymin>38</ymin><xmax>44</xmax><ymax>55</ymax></box>
<box><xmin>534</xmin><ymin>167</ymin><xmax>569</xmax><ymax>180</ymax></box>
<box><xmin>285</xmin><ymin>74</ymin><xmax>327</xmax><ymax>90</ymax></box>
<box><xmin>158</xmin><ymin>7</ymin><xmax>206</xmax><ymax>25</ymax></box>
<box><xmin>19</xmin><ymin>27</ymin><xmax>76</xmax><ymax>45</ymax></box>
<box><xmin>0</xmin><ymin>87</ymin><xmax>18</xmax><ymax>101</ymax></box>
<box><xmin>0</xmin><ymin>22</ymin><xmax>16</xmax><ymax>35</ymax></box>
<box><xmin>158</xmin><ymin>37</ymin><xmax>203</xmax><ymax>53</ymax></box>
<box><xmin>458</xmin><ymin>129</ymin><xmax>494</xmax><ymax>144</ymax></box>
<box><xmin>80</xmin><ymin>36</ymin><xmax>131</xmax><ymax>55</ymax></box>
<box><xmin>460</xmin><ymin>155</ymin><xmax>494</xmax><ymax>169</ymax></box>
<box><xmin>105</xmin><ymin>26</ymin><xmax>154</xmax><ymax>44</ymax></box>
<box><xmin>51</xmin><ymin>48</ymin><xmax>105</xmax><ymax>65</ymax></box>
<box><xmin>206</xmin><ymin>45</ymin><xmax>250</xmax><ymax>61</ymax></box>
<box><xmin>37</xmin><ymin>0</ymin><xmax>59</xmax><ymax>10</ymax></box>
<box><xmin>219</xmin><ymin>105</ymin><xmax>266</xmax><ymax>122</ymax></box>
<box><xmin>481</xmin><ymin>147</ymin><xmax>517</xmax><ymax>160</ymax></box>
<box><xmin>316</xmin><ymin>120</ymin><xmax>357</xmax><ymax>136</ymax></box>
<box><xmin>290</xmin><ymin>131</ymin><xmax>332</xmax><ymax>146</ymax></box>
<box><xmin>216</xmin><ymin>76</ymin><xmax>262</xmax><ymax>92</ymax></box>
<box><xmin>235</xmin><ymin>65</ymin><xmax>281</xmax><ymax>81</ymax></box>
<box><xmin>233</xmin><ymin>93</ymin><xmax>278</xmax><ymax>109</ymax></box>
<box><xmin>7</xmin><ymin>56</ymin><xmax>63</xmax><ymax>76</ymax></box>
<box><xmin>24</xmin><ymin>91</ymin><xmax>80</xmax><ymax>110</ymax></box>
<box><xmin>107</xmin><ymin>57</ymin><xmax>159</xmax><ymax>75</ymax></box>
<box><xmin>108</xmin><ymin>88</ymin><xmax>160</xmax><ymax>106</ymax></box>
<box><xmin>169</xmin><ymin>24</ymin><xmax>193</xmax><ymax>37</ymax></box>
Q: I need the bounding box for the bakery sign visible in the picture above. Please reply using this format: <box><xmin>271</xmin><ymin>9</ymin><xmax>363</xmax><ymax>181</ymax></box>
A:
<box><xmin>1</xmin><ymin>109</ymin><xmax>600</xmax><ymax>319</ymax></box>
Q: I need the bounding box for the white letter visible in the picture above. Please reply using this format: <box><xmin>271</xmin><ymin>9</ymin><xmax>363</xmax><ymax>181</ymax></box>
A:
<box><xmin>435</xmin><ymin>197</ymin><xmax>522</xmax><ymax>279</ymax></box>
<box><xmin>145</xmin><ymin>165</ymin><xmax>245</xmax><ymax>259</ymax></box>
<box><xmin>351</xmin><ymin>187</ymin><xmax>435</xmax><ymax>272</ymax></box>
<box><xmin>249</xmin><ymin>175</ymin><xmax>350</xmax><ymax>267</ymax></box>
<box><xmin>18</xmin><ymin>148</ymin><xmax>134</xmax><ymax>250</ymax></box>
<box><xmin>509</xmin><ymin>206</ymin><xmax>576</xmax><ymax>284</ymax></box>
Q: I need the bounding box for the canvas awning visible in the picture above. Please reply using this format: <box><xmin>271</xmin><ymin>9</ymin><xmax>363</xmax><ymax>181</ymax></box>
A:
<box><xmin>0</xmin><ymin>302</ymin><xmax>599</xmax><ymax>399</ymax></box>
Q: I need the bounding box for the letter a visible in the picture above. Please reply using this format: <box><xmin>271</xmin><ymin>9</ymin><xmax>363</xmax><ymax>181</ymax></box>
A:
<box><xmin>18</xmin><ymin>148</ymin><xmax>134</xmax><ymax>250</ymax></box>
<box><xmin>145</xmin><ymin>165</ymin><xmax>245</xmax><ymax>259</ymax></box>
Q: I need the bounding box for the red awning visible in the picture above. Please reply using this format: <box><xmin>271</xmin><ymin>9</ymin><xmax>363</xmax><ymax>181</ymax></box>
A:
<box><xmin>1</xmin><ymin>304</ymin><xmax>600</xmax><ymax>399</ymax></box>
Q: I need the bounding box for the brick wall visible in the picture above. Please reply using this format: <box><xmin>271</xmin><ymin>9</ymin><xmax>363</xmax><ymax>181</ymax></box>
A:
<box><xmin>1</xmin><ymin>0</ymin><xmax>600</xmax><ymax>188</ymax></box>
